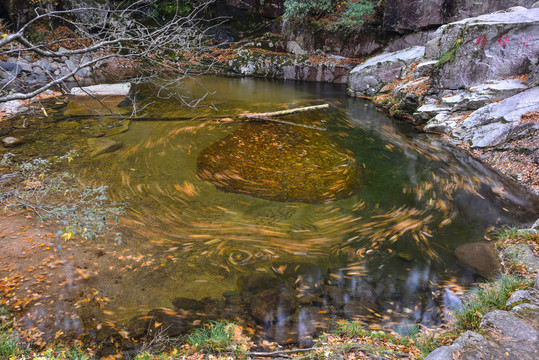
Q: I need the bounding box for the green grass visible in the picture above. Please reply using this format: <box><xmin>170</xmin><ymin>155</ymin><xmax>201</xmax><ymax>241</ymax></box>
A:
<box><xmin>0</xmin><ymin>323</ymin><xmax>22</xmax><ymax>359</ymax></box>
<box><xmin>184</xmin><ymin>320</ymin><xmax>237</xmax><ymax>354</ymax></box>
<box><xmin>493</xmin><ymin>225</ymin><xmax>535</xmax><ymax>242</ymax></box>
<box><xmin>453</xmin><ymin>273</ymin><xmax>533</xmax><ymax>331</ymax></box>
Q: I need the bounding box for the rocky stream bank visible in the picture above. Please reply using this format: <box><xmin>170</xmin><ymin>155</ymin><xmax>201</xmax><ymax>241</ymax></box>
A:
<box><xmin>1</xmin><ymin>2</ymin><xmax>539</xmax><ymax>359</ymax></box>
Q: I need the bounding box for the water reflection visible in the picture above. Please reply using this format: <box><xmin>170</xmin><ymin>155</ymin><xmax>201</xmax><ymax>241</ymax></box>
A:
<box><xmin>8</xmin><ymin>76</ymin><xmax>537</xmax><ymax>347</ymax></box>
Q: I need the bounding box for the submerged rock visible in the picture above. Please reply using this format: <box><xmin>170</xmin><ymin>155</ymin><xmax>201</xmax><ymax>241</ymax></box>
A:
<box><xmin>106</xmin><ymin>120</ymin><xmax>130</xmax><ymax>136</ymax></box>
<box><xmin>2</xmin><ymin>136</ymin><xmax>25</xmax><ymax>148</ymax></box>
<box><xmin>171</xmin><ymin>297</ymin><xmax>205</xmax><ymax>311</ymax></box>
<box><xmin>87</xmin><ymin>137</ymin><xmax>122</xmax><ymax>157</ymax></box>
<box><xmin>250</xmin><ymin>288</ymin><xmax>296</xmax><ymax>324</ymax></box>
<box><xmin>197</xmin><ymin>122</ymin><xmax>363</xmax><ymax>203</ymax></box>
<box><xmin>64</xmin><ymin>95</ymin><xmax>131</xmax><ymax>116</ymax></box>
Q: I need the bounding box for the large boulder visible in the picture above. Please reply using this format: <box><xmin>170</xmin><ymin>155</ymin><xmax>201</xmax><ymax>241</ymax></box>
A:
<box><xmin>454</xmin><ymin>241</ymin><xmax>501</xmax><ymax>279</ymax></box>
<box><xmin>451</xmin><ymin>87</ymin><xmax>539</xmax><ymax>148</ymax></box>
<box><xmin>348</xmin><ymin>46</ymin><xmax>425</xmax><ymax>96</ymax></box>
<box><xmin>427</xmin><ymin>6</ymin><xmax>539</xmax><ymax>90</ymax></box>
<box><xmin>384</xmin><ymin>0</ymin><xmax>537</xmax><ymax>33</ymax></box>
<box><xmin>197</xmin><ymin>122</ymin><xmax>364</xmax><ymax>203</ymax></box>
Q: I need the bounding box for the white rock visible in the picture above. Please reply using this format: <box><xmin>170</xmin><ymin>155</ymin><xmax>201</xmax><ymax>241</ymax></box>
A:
<box><xmin>286</xmin><ymin>41</ymin><xmax>307</xmax><ymax>55</ymax></box>
<box><xmin>70</xmin><ymin>83</ymin><xmax>132</xmax><ymax>96</ymax></box>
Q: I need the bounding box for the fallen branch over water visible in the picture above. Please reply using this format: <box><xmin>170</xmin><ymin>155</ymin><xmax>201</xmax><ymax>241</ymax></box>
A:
<box><xmin>239</xmin><ymin>104</ymin><xmax>329</xmax><ymax>119</ymax></box>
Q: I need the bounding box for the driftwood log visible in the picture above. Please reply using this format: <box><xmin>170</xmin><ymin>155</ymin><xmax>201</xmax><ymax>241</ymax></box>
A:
<box><xmin>238</xmin><ymin>104</ymin><xmax>329</xmax><ymax>130</ymax></box>
<box><xmin>239</xmin><ymin>104</ymin><xmax>329</xmax><ymax>119</ymax></box>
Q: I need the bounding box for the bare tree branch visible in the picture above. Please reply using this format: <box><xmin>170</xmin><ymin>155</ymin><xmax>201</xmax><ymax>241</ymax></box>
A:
<box><xmin>0</xmin><ymin>0</ymin><xmax>226</xmax><ymax>110</ymax></box>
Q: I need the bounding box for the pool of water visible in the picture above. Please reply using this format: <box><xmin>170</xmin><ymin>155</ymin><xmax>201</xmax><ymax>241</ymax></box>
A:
<box><xmin>8</xmin><ymin>76</ymin><xmax>538</xmax><ymax>346</ymax></box>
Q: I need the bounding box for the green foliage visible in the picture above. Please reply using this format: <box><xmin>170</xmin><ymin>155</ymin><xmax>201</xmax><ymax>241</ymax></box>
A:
<box><xmin>0</xmin><ymin>327</ymin><xmax>21</xmax><ymax>359</ymax></box>
<box><xmin>337</xmin><ymin>0</ymin><xmax>379</xmax><ymax>30</ymax></box>
<box><xmin>0</xmin><ymin>309</ymin><xmax>22</xmax><ymax>359</ymax></box>
<box><xmin>283</xmin><ymin>0</ymin><xmax>382</xmax><ymax>31</ymax></box>
<box><xmin>185</xmin><ymin>321</ymin><xmax>236</xmax><ymax>354</ymax></box>
<box><xmin>435</xmin><ymin>36</ymin><xmax>463</xmax><ymax>67</ymax></box>
<box><xmin>494</xmin><ymin>225</ymin><xmax>533</xmax><ymax>241</ymax></box>
<box><xmin>149</xmin><ymin>0</ymin><xmax>192</xmax><ymax>20</ymax></box>
<box><xmin>283</xmin><ymin>0</ymin><xmax>333</xmax><ymax>23</ymax></box>
<box><xmin>453</xmin><ymin>274</ymin><xmax>533</xmax><ymax>331</ymax></box>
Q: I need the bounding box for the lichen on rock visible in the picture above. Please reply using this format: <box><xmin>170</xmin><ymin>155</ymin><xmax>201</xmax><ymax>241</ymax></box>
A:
<box><xmin>197</xmin><ymin>122</ymin><xmax>364</xmax><ymax>203</ymax></box>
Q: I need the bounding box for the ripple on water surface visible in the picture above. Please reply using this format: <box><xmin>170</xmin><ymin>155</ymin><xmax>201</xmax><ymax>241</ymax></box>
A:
<box><xmin>12</xmin><ymin>76</ymin><xmax>538</xmax><ymax>346</ymax></box>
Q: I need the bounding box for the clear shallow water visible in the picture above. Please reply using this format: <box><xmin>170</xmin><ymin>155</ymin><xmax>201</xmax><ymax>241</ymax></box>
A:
<box><xmin>13</xmin><ymin>76</ymin><xmax>538</xmax><ymax>346</ymax></box>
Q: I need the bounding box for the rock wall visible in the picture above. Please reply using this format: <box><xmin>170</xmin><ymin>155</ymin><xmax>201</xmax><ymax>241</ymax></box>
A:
<box><xmin>383</xmin><ymin>0</ymin><xmax>537</xmax><ymax>33</ymax></box>
<box><xmin>428</xmin><ymin>7</ymin><xmax>539</xmax><ymax>90</ymax></box>
<box><xmin>226</xmin><ymin>49</ymin><xmax>356</xmax><ymax>83</ymax></box>
<box><xmin>281</xmin><ymin>25</ymin><xmax>392</xmax><ymax>58</ymax></box>
<box><xmin>225</xmin><ymin>0</ymin><xmax>285</xmax><ymax>18</ymax></box>
<box><xmin>347</xmin><ymin>4</ymin><xmax>539</xmax><ymax>193</ymax></box>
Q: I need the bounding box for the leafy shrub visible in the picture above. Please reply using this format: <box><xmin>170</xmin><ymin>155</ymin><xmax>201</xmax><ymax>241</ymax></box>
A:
<box><xmin>337</xmin><ymin>0</ymin><xmax>380</xmax><ymax>30</ymax></box>
<box><xmin>283</xmin><ymin>0</ymin><xmax>333</xmax><ymax>23</ymax></box>
<box><xmin>284</xmin><ymin>0</ymin><xmax>382</xmax><ymax>31</ymax></box>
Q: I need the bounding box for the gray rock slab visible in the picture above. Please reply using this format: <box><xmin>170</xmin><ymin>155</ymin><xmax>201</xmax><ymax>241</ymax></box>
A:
<box><xmin>452</xmin><ymin>87</ymin><xmax>539</xmax><ymax>148</ymax></box>
<box><xmin>70</xmin><ymin>83</ymin><xmax>132</xmax><ymax>96</ymax></box>
<box><xmin>414</xmin><ymin>103</ymin><xmax>452</xmax><ymax>124</ymax></box>
<box><xmin>428</xmin><ymin>7</ymin><xmax>539</xmax><ymax>90</ymax></box>
<box><xmin>423</xmin><ymin>112</ymin><xmax>457</xmax><ymax>134</ymax></box>
<box><xmin>414</xmin><ymin>60</ymin><xmax>437</xmax><ymax>78</ymax></box>
<box><xmin>501</xmin><ymin>244</ymin><xmax>539</xmax><ymax>274</ymax></box>
<box><xmin>480</xmin><ymin>310</ymin><xmax>538</xmax><ymax>342</ymax></box>
<box><xmin>440</xmin><ymin>79</ymin><xmax>528</xmax><ymax>111</ymax></box>
<box><xmin>423</xmin><ymin>345</ymin><xmax>457</xmax><ymax>360</ymax></box>
<box><xmin>506</xmin><ymin>289</ymin><xmax>539</xmax><ymax>309</ymax></box>
<box><xmin>348</xmin><ymin>46</ymin><xmax>425</xmax><ymax>96</ymax></box>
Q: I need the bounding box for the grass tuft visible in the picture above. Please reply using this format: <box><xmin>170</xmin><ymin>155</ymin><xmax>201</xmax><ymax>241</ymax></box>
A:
<box><xmin>184</xmin><ymin>320</ymin><xmax>250</xmax><ymax>357</ymax></box>
<box><xmin>0</xmin><ymin>323</ymin><xmax>22</xmax><ymax>359</ymax></box>
<box><xmin>453</xmin><ymin>273</ymin><xmax>533</xmax><ymax>331</ymax></box>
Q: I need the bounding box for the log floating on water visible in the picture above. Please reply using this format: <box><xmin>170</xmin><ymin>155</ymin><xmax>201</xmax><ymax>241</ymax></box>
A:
<box><xmin>239</xmin><ymin>104</ymin><xmax>330</xmax><ymax>119</ymax></box>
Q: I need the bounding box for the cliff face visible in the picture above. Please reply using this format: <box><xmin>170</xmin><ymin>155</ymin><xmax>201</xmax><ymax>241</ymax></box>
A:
<box><xmin>383</xmin><ymin>0</ymin><xmax>537</xmax><ymax>33</ymax></box>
